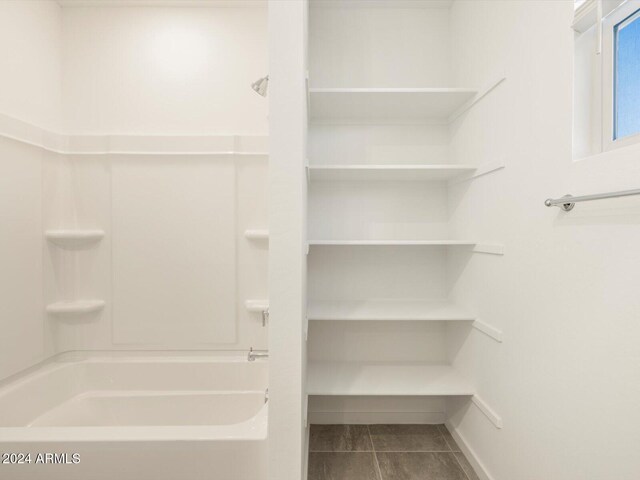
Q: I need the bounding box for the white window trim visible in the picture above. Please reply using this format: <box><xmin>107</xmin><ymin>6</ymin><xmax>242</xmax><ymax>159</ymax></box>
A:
<box><xmin>573</xmin><ymin>0</ymin><xmax>626</xmax><ymax>33</ymax></box>
<box><xmin>602</xmin><ymin>2</ymin><xmax>640</xmax><ymax>152</ymax></box>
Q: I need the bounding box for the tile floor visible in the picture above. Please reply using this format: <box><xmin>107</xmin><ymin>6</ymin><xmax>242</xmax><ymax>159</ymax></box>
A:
<box><xmin>308</xmin><ymin>424</ymin><xmax>480</xmax><ymax>480</ymax></box>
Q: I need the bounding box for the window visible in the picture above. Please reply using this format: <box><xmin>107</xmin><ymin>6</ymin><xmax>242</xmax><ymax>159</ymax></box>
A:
<box><xmin>573</xmin><ymin>1</ymin><xmax>640</xmax><ymax>157</ymax></box>
<box><xmin>614</xmin><ymin>8</ymin><xmax>640</xmax><ymax>140</ymax></box>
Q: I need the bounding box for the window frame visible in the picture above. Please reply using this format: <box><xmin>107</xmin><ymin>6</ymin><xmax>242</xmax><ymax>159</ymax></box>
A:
<box><xmin>602</xmin><ymin>2</ymin><xmax>640</xmax><ymax>152</ymax></box>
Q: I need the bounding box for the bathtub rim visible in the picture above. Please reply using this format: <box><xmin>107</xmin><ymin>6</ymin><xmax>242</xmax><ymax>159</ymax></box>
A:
<box><xmin>0</xmin><ymin>351</ymin><xmax>268</xmax><ymax>443</ymax></box>
<box><xmin>0</xmin><ymin>404</ymin><xmax>268</xmax><ymax>443</ymax></box>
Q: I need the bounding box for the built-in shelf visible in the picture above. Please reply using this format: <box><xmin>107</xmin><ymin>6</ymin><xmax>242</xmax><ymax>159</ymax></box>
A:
<box><xmin>308</xmin><ymin>240</ymin><xmax>476</xmax><ymax>246</ymax></box>
<box><xmin>45</xmin><ymin>229</ymin><xmax>105</xmax><ymax>247</ymax></box>
<box><xmin>308</xmin><ymin>164</ymin><xmax>478</xmax><ymax>182</ymax></box>
<box><xmin>244</xmin><ymin>229</ymin><xmax>269</xmax><ymax>241</ymax></box>
<box><xmin>308</xmin><ymin>300</ymin><xmax>475</xmax><ymax>322</ymax></box>
<box><xmin>307</xmin><ymin>362</ymin><xmax>474</xmax><ymax>396</ymax></box>
<box><xmin>46</xmin><ymin>300</ymin><xmax>105</xmax><ymax>315</ymax></box>
<box><xmin>245</xmin><ymin>299</ymin><xmax>269</xmax><ymax>312</ymax></box>
<box><xmin>309</xmin><ymin>88</ymin><xmax>477</xmax><ymax>122</ymax></box>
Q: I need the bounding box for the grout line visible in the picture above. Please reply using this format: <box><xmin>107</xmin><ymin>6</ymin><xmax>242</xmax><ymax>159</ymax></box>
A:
<box><xmin>310</xmin><ymin>450</ymin><xmax>375</xmax><ymax>453</ymax></box>
<box><xmin>437</xmin><ymin>424</ymin><xmax>456</xmax><ymax>452</ymax></box>
<box><xmin>309</xmin><ymin>450</ymin><xmax>457</xmax><ymax>453</ymax></box>
<box><xmin>452</xmin><ymin>451</ymin><xmax>472</xmax><ymax>480</ymax></box>
<box><xmin>367</xmin><ymin>425</ymin><xmax>385</xmax><ymax>480</ymax></box>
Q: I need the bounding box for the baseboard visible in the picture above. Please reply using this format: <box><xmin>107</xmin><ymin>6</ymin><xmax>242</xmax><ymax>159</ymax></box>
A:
<box><xmin>445</xmin><ymin>420</ymin><xmax>495</xmax><ymax>480</ymax></box>
<box><xmin>303</xmin><ymin>424</ymin><xmax>310</xmax><ymax>480</ymax></box>
<box><xmin>308</xmin><ymin>411</ymin><xmax>445</xmax><ymax>424</ymax></box>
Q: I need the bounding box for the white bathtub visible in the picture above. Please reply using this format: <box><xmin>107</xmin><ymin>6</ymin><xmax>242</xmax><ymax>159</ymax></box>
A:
<box><xmin>0</xmin><ymin>353</ymin><xmax>268</xmax><ymax>480</ymax></box>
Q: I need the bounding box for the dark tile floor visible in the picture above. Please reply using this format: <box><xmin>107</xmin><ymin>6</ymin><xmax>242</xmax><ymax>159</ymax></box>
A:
<box><xmin>308</xmin><ymin>424</ymin><xmax>479</xmax><ymax>480</ymax></box>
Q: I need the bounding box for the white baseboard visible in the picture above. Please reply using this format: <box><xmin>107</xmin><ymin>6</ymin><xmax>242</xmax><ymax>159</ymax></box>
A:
<box><xmin>303</xmin><ymin>424</ymin><xmax>310</xmax><ymax>480</ymax></box>
<box><xmin>445</xmin><ymin>420</ymin><xmax>495</xmax><ymax>480</ymax></box>
<box><xmin>308</xmin><ymin>411</ymin><xmax>445</xmax><ymax>424</ymax></box>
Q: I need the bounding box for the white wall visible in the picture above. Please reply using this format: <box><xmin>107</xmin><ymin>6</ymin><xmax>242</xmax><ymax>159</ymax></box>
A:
<box><xmin>62</xmin><ymin>4</ymin><xmax>268</xmax><ymax>135</ymax></box>
<box><xmin>0</xmin><ymin>1</ymin><xmax>62</xmax><ymax>131</ymax></box>
<box><xmin>309</xmin><ymin>1</ymin><xmax>451</xmax><ymax>88</ymax></box>
<box><xmin>448</xmin><ymin>1</ymin><xmax>640</xmax><ymax>479</ymax></box>
<box><xmin>0</xmin><ymin>1</ymin><xmax>62</xmax><ymax>381</ymax></box>
<box><xmin>308</xmin><ymin>124</ymin><xmax>451</xmax><ymax>166</ymax></box>
<box><xmin>267</xmin><ymin>1</ymin><xmax>308</xmax><ymax>479</ymax></box>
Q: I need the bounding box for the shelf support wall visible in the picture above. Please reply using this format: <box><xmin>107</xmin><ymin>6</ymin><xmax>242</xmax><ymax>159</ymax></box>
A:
<box><xmin>267</xmin><ymin>1</ymin><xmax>309</xmax><ymax>479</ymax></box>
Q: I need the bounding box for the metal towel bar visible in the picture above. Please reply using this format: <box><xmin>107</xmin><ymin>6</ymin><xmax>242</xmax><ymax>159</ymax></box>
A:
<box><xmin>545</xmin><ymin>188</ymin><xmax>640</xmax><ymax>211</ymax></box>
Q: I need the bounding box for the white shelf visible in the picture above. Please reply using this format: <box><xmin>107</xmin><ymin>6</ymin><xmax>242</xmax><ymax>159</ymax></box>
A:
<box><xmin>46</xmin><ymin>300</ymin><xmax>105</xmax><ymax>315</ymax></box>
<box><xmin>245</xmin><ymin>299</ymin><xmax>269</xmax><ymax>312</ymax></box>
<box><xmin>307</xmin><ymin>362</ymin><xmax>474</xmax><ymax>396</ymax></box>
<box><xmin>308</xmin><ymin>164</ymin><xmax>477</xmax><ymax>182</ymax></box>
<box><xmin>309</xmin><ymin>88</ymin><xmax>477</xmax><ymax>122</ymax></box>
<box><xmin>244</xmin><ymin>229</ymin><xmax>269</xmax><ymax>241</ymax></box>
<box><xmin>308</xmin><ymin>300</ymin><xmax>475</xmax><ymax>322</ymax></box>
<box><xmin>45</xmin><ymin>229</ymin><xmax>105</xmax><ymax>247</ymax></box>
<box><xmin>308</xmin><ymin>240</ymin><xmax>476</xmax><ymax>246</ymax></box>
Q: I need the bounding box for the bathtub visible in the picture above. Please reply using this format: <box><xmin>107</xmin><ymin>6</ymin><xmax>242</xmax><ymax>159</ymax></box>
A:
<box><xmin>0</xmin><ymin>353</ymin><xmax>268</xmax><ymax>480</ymax></box>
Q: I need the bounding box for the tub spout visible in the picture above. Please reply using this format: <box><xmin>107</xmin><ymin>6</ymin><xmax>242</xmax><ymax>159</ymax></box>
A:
<box><xmin>248</xmin><ymin>347</ymin><xmax>268</xmax><ymax>362</ymax></box>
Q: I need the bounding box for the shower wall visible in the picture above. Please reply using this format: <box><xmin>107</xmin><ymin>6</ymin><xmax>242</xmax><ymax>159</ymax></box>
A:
<box><xmin>0</xmin><ymin>1</ymin><xmax>269</xmax><ymax>382</ymax></box>
<box><xmin>61</xmin><ymin>5</ymin><xmax>267</xmax><ymax>135</ymax></box>
<box><xmin>0</xmin><ymin>1</ymin><xmax>62</xmax><ymax>131</ymax></box>
<box><xmin>0</xmin><ymin>1</ymin><xmax>62</xmax><ymax>381</ymax></box>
